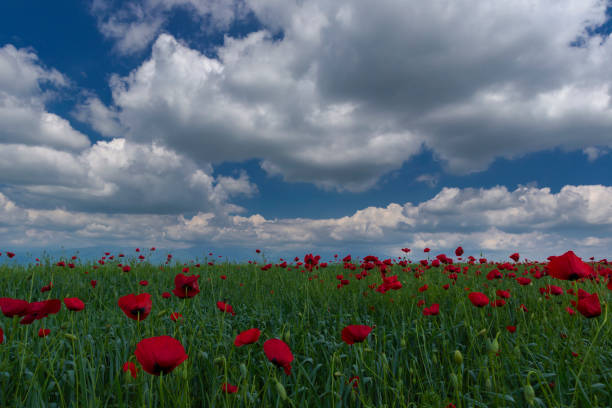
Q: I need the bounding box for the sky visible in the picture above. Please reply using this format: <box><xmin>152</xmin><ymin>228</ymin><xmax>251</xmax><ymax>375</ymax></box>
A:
<box><xmin>0</xmin><ymin>0</ymin><xmax>611</xmax><ymax>263</ymax></box>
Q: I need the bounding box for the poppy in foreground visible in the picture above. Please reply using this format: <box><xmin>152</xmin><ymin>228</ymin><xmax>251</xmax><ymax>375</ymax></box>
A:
<box><xmin>234</xmin><ymin>328</ymin><xmax>261</xmax><ymax>347</ymax></box>
<box><xmin>172</xmin><ymin>274</ymin><xmax>201</xmax><ymax>298</ymax></box>
<box><xmin>341</xmin><ymin>325</ymin><xmax>373</xmax><ymax>345</ymax></box>
<box><xmin>577</xmin><ymin>292</ymin><xmax>601</xmax><ymax>318</ymax></box>
<box><xmin>222</xmin><ymin>383</ymin><xmax>238</xmax><ymax>393</ymax></box>
<box><xmin>547</xmin><ymin>251</ymin><xmax>593</xmax><ymax>280</ymax></box>
<box><xmin>468</xmin><ymin>292</ymin><xmax>489</xmax><ymax>308</ymax></box>
<box><xmin>134</xmin><ymin>336</ymin><xmax>188</xmax><ymax>376</ymax></box>
<box><xmin>118</xmin><ymin>293</ymin><xmax>152</xmax><ymax>321</ymax></box>
<box><xmin>123</xmin><ymin>361</ymin><xmax>138</xmax><ymax>378</ymax></box>
<box><xmin>0</xmin><ymin>298</ymin><xmax>29</xmax><ymax>317</ymax></box>
<box><xmin>423</xmin><ymin>304</ymin><xmax>440</xmax><ymax>316</ymax></box>
<box><xmin>216</xmin><ymin>301</ymin><xmax>236</xmax><ymax>316</ymax></box>
<box><xmin>64</xmin><ymin>297</ymin><xmax>85</xmax><ymax>311</ymax></box>
<box><xmin>20</xmin><ymin>299</ymin><xmax>62</xmax><ymax>325</ymax></box>
<box><xmin>263</xmin><ymin>339</ymin><xmax>294</xmax><ymax>375</ymax></box>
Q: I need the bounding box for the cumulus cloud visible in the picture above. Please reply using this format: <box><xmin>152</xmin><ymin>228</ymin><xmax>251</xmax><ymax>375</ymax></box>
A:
<box><xmin>84</xmin><ymin>0</ymin><xmax>612</xmax><ymax>190</ymax></box>
<box><xmin>3</xmin><ymin>185</ymin><xmax>609</xmax><ymax>260</ymax></box>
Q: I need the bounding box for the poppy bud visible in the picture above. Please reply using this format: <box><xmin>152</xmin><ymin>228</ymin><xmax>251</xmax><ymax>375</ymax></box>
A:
<box><xmin>477</xmin><ymin>328</ymin><xmax>487</xmax><ymax>336</ymax></box>
<box><xmin>214</xmin><ymin>356</ymin><xmax>226</xmax><ymax>367</ymax></box>
<box><xmin>450</xmin><ymin>373</ymin><xmax>458</xmax><ymax>389</ymax></box>
<box><xmin>486</xmin><ymin>332</ymin><xmax>500</xmax><ymax>354</ymax></box>
<box><xmin>283</xmin><ymin>330</ymin><xmax>290</xmax><ymax>343</ymax></box>
<box><xmin>334</xmin><ymin>371</ymin><xmax>342</xmax><ymax>377</ymax></box>
<box><xmin>156</xmin><ymin>310</ymin><xmax>167</xmax><ymax>318</ymax></box>
<box><xmin>275</xmin><ymin>380</ymin><xmax>288</xmax><ymax>401</ymax></box>
<box><xmin>400</xmin><ymin>338</ymin><xmax>406</xmax><ymax>347</ymax></box>
<box><xmin>64</xmin><ymin>333</ymin><xmax>77</xmax><ymax>341</ymax></box>
<box><xmin>239</xmin><ymin>363</ymin><xmax>247</xmax><ymax>378</ymax></box>
<box><xmin>524</xmin><ymin>383</ymin><xmax>535</xmax><ymax>405</ymax></box>
<box><xmin>453</xmin><ymin>350</ymin><xmax>463</xmax><ymax>365</ymax></box>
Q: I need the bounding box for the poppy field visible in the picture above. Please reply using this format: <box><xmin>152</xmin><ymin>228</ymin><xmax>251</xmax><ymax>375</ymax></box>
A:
<box><xmin>0</xmin><ymin>248</ymin><xmax>610</xmax><ymax>407</ymax></box>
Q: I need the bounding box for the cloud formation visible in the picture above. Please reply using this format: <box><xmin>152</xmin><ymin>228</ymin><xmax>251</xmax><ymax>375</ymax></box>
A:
<box><xmin>86</xmin><ymin>0</ymin><xmax>612</xmax><ymax>191</ymax></box>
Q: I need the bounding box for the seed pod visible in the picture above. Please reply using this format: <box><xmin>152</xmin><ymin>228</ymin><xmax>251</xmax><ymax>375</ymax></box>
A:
<box><xmin>275</xmin><ymin>380</ymin><xmax>288</xmax><ymax>401</ymax></box>
<box><xmin>454</xmin><ymin>350</ymin><xmax>463</xmax><ymax>365</ymax></box>
<box><xmin>213</xmin><ymin>356</ymin><xmax>226</xmax><ymax>367</ymax></box>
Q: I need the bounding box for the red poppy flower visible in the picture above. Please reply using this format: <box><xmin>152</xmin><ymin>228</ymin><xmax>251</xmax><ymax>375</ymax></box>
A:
<box><xmin>222</xmin><ymin>383</ymin><xmax>238</xmax><ymax>393</ymax></box>
<box><xmin>90</xmin><ymin>280</ymin><xmax>97</xmax><ymax>288</ymax></box>
<box><xmin>64</xmin><ymin>297</ymin><xmax>85</xmax><ymax>311</ymax></box>
<box><xmin>123</xmin><ymin>361</ymin><xmax>138</xmax><ymax>378</ymax></box>
<box><xmin>40</xmin><ymin>283</ymin><xmax>53</xmax><ymax>293</ymax></box>
<box><xmin>341</xmin><ymin>325</ymin><xmax>373</xmax><ymax>345</ymax></box>
<box><xmin>118</xmin><ymin>293</ymin><xmax>152</xmax><ymax>321</ymax></box>
<box><xmin>20</xmin><ymin>299</ymin><xmax>61</xmax><ymax>325</ymax></box>
<box><xmin>577</xmin><ymin>293</ymin><xmax>601</xmax><ymax>318</ymax></box>
<box><xmin>506</xmin><ymin>325</ymin><xmax>516</xmax><ymax>333</ymax></box>
<box><xmin>38</xmin><ymin>328</ymin><xmax>51</xmax><ymax>337</ymax></box>
<box><xmin>7</xmin><ymin>252</ymin><xmax>15</xmax><ymax>258</ymax></box>
<box><xmin>0</xmin><ymin>298</ymin><xmax>29</xmax><ymax>317</ymax></box>
<box><xmin>455</xmin><ymin>246</ymin><xmax>464</xmax><ymax>257</ymax></box>
<box><xmin>486</xmin><ymin>269</ymin><xmax>502</xmax><ymax>280</ymax></box>
<box><xmin>216</xmin><ymin>301</ymin><xmax>235</xmax><ymax>316</ymax></box>
<box><xmin>424</xmin><ymin>248</ymin><xmax>430</xmax><ymax>253</ymax></box>
<box><xmin>347</xmin><ymin>375</ymin><xmax>360</xmax><ymax>389</ymax></box>
<box><xmin>263</xmin><ymin>339</ymin><xmax>294</xmax><ymax>375</ymax></box>
<box><xmin>418</xmin><ymin>284</ymin><xmax>428</xmax><ymax>292</ymax></box>
<box><xmin>122</xmin><ymin>265</ymin><xmax>131</xmax><ymax>272</ymax></box>
<box><xmin>547</xmin><ymin>251</ymin><xmax>593</xmax><ymax>280</ymax></box>
<box><xmin>423</xmin><ymin>303</ymin><xmax>440</xmax><ymax>316</ymax></box>
<box><xmin>220</xmin><ymin>275</ymin><xmax>227</xmax><ymax>280</ymax></box>
<box><xmin>509</xmin><ymin>253</ymin><xmax>520</xmax><ymax>262</ymax></box>
<box><xmin>442</xmin><ymin>284</ymin><xmax>450</xmax><ymax>290</ymax></box>
<box><xmin>139</xmin><ymin>280</ymin><xmax>148</xmax><ymax>286</ymax></box>
<box><xmin>234</xmin><ymin>328</ymin><xmax>261</xmax><ymax>347</ymax></box>
<box><xmin>0</xmin><ymin>327</ymin><xmax>3</xmax><ymax>344</ymax></box>
<box><xmin>566</xmin><ymin>306</ymin><xmax>576</xmax><ymax>315</ymax></box>
<box><xmin>162</xmin><ymin>292</ymin><xmax>171</xmax><ymax>299</ymax></box>
<box><xmin>548</xmin><ymin>285</ymin><xmax>563</xmax><ymax>296</ymax></box>
<box><xmin>170</xmin><ymin>312</ymin><xmax>182</xmax><ymax>322</ymax></box>
<box><xmin>172</xmin><ymin>274</ymin><xmax>200</xmax><ymax>298</ymax></box>
<box><xmin>516</xmin><ymin>277</ymin><xmax>531</xmax><ymax>286</ymax></box>
<box><xmin>496</xmin><ymin>290</ymin><xmax>511</xmax><ymax>299</ymax></box>
<box><xmin>468</xmin><ymin>292</ymin><xmax>489</xmax><ymax>307</ymax></box>
<box><xmin>134</xmin><ymin>336</ymin><xmax>188</xmax><ymax>376</ymax></box>
<box><xmin>492</xmin><ymin>299</ymin><xmax>506</xmax><ymax>307</ymax></box>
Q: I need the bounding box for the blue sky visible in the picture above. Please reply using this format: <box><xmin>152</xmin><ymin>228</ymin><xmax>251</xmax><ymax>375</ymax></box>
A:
<box><xmin>0</xmin><ymin>0</ymin><xmax>611</xmax><ymax>262</ymax></box>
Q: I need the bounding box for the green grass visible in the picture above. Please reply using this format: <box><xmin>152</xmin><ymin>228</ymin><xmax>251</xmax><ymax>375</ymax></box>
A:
<box><xmin>0</xmin><ymin>255</ymin><xmax>610</xmax><ymax>407</ymax></box>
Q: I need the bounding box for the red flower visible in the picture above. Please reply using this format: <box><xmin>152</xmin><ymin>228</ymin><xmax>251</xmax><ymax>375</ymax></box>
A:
<box><xmin>64</xmin><ymin>297</ymin><xmax>85</xmax><ymax>311</ymax></box>
<box><xmin>548</xmin><ymin>285</ymin><xmax>563</xmax><ymax>296</ymax></box>
<box><xmin>123</xmin><ymin>361</ymin><xmax>138</xmax><ymax>378</ymax></box>
<box><xmin>0</xmin><ymin>298</ymin><xmax>29</xmax><ymax>317</ymax></box>
<box><xmin>418</xmin><ymin>284</ymin><xmax>428</xmax><ymax>292</ymax></box>
<box><xmin>118</xmin><ymin>293</ymin><xmax>152</xmax><ymax>321</ymax></box>
<box><xmin>468</xmin><ymin>292</ymin><xmax>489</xmax><ymax>307</ymax></box>
<box><xmin>172</xmin><ymin>274</ymin><xmax>200</xmax><ymax>298</ymax></box>
<box><xmin>162</xmin><ymin>292</ymin><xmax>171</xmax><ymax>299</ymax></box>
<box><xmin>547</xmin><ymin>251</ymin><xmax>593</xmax><ymax>280</ymax></box>
<box><xmin>38</xmin><ymin>328</ymin><xmax>51</xmax><ymax>337</ymax></box>
<box><xmin>347</xmin><ymin>375</ymin><xmax>360</xmax><ymax>389</ymax></box>
<box><xmin>506</xmin><ymin>325</ymin><xmax>516</xmax><ymax>333</ymax></box>
<box><xmin>40</xmin><ymin>283</ymin><xmax>53</xmax><ymax>293</ymax></box>
<box><xmin>90</xmin><ymin>280</ymin><xmax>97</xmax><ymax>288</ymax></box>
<box><xmin>577</xmin><ymin>293</ymin><xmax>601</xmax><ymax>318</ymax></box>
<box><xmin>423</xmin><ymin>303</ymin><xmax>440</xmax><ymax>316</ymax></box>
<box><xmin>20</xmin><ymin>299</ymin><xmax>61</xmax><ymax>325</ymax></box>
<box><xmin>234</xmin><ymin>328</ymin><xmax>261</xmax><ymax>347</ymax></box>
<box><xmin>7</xmin><ymin>252</ymin><xmax>15</xmax><ymax>258</ymax></box>
<box><xmin>263</xmin><ymin>339</ymin><xmax>294</xmax><ymax>375</ymax></box>
<box><xmin>566</xmin><ymin>306</ymin><xmax>576</xmax><ymax>315</ymax></box>
<box><xmin>122</xmin><ymin>265</ymin><xmax>131</xmax><ymax>273</ymax></box>
<box><xmin>170</xmin><ymin>312</ymin><xmax>183</xmax><ymax>322</ymax></box>
<box><xmin>516</xmin><ymin>277</ymin><xmax>531</xmax><ymax>286</ymax></box>
<box><xmin>509</xmin><ymin>253</ymin><xmax>520</xmax><ymax>262</ymax></box>
<box><xmin>216</xmin><ymin>301</ymin><xmax>235</xmax><ymax>316</ymax></box>
<box><xmin>341</xmin><ymin>325</ymin><xmax>373</xmax><ymax>345</ymax></box>
<box><xmin>424</xmin><ymin>248</ymin><xmax>430</xmax><ymax>253</ymax></box>
<box><xmin>255</xmin><ymin>249</ymin><xmax>261</xmax><ymax>253</ymax></box>
<box><xmin>455</xmin><ymin>246</ymin><xmax>464</xmax><ymax>257</ymax></box>
<box><xmin>139</xmin><ymin>280</ymin><xmax>148</xmax><ymax>286</ymax></box>
<box><xmin>496</xmin><ymin>290</ymin><xmax>511</xmax><ymax>299</ymax></box>
<box><xmin>492</xmin><ymin>299</ymin><xmax>506</xmax><ymax>307</ymax></box>
<box><xmin>0</xmin><ymin>327</ymin><xmax>3</xmax><ymax>344</ymax></box>
<box><xmin>222</xmin><ymin>383</ymin><xmax>238</xmax><ymax>393</ymax></box>
<box><xmin>134</xmin><ymin>336</ymin><xmax>188</xmax><ymax>376</ymax></box>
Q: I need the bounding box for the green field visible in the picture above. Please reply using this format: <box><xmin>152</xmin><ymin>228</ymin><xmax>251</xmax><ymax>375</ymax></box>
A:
<box><xmin>0</xmin><ymin>252</ymin><xmax>610</xmax><ymax>407</ymax></box>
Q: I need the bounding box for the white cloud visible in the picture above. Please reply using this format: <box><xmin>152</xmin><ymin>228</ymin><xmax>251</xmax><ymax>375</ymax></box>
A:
<box><xmin>82</xmin><ymin>1</ymin><xmax>612</xmax><ymax>190</ymax></box>
<box><xmin>5</xmin><ymin>185</ymin><xmax>609</xmax><ymax>260</ymax></box>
